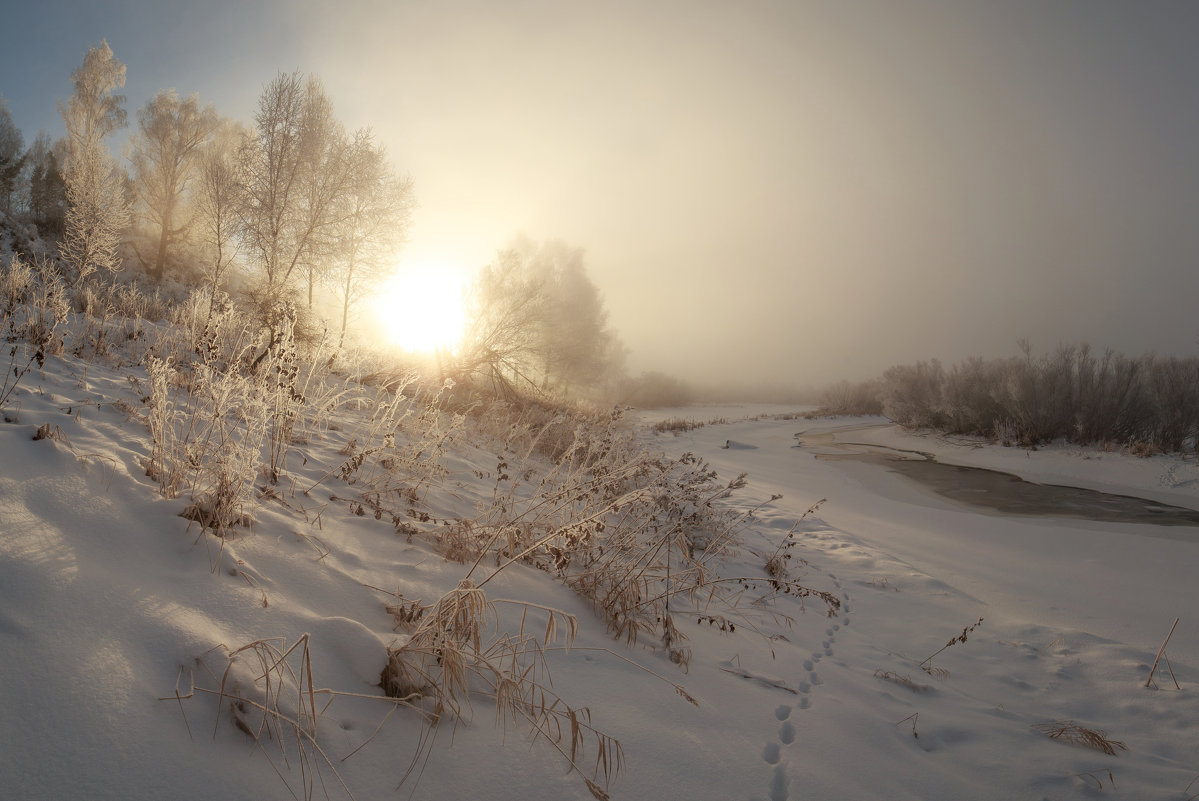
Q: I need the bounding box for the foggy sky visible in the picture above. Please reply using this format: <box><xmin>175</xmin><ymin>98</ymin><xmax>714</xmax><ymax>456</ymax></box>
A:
<box><xmin>4</xmin><ymin>1</ymin><xmax>1199</xmax><ymax>389</ymax></box>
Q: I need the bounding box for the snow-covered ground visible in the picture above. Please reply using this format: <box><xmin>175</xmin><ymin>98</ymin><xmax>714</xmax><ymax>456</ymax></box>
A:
<box><xmin>3</xmin><ymin>364</ymin><xmax>1198</xmax><ymax>801</ymax></box>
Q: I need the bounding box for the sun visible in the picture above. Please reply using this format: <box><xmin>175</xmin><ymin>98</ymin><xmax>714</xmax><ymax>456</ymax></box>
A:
<box><xmin>371</xmin><ymin>266</ymin><xmax>467</xmax><ymax>353</ymax></box>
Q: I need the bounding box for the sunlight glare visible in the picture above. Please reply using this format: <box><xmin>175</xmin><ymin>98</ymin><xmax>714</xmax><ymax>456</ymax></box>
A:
<box><xmin>372</xmin><ymin>266</ymin><xmax>467</xmax><ymax>353</ymax></box>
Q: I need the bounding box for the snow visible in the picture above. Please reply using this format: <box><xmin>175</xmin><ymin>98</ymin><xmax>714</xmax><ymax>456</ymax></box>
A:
<box><xmin>3</xmin><ymin>358</ymin><xmax>1198</xmax><ymax>800</ymax></box>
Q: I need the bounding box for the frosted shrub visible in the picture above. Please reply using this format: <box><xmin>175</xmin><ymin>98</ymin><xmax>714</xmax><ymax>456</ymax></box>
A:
<box><xmin>144</xmin><ymin>344</ymin><xmax>268</xmax><ymax>535</ymax></box>
<box><xmin>322</xmin><ymin>376</ymin><xmax>467</xmax><ymax>527</ymax></box>
<box><xmin>409</xmin><ymin>404</ymin><xmax>843</xmax><ymax>666</ymax></box>
<box><xmin>262</xmin><ymin>306</ymin><xmax>302</xmax><ymax>483</ymax></box>
<box><xmin>1</xmin><ymin>254</ymin><xmax>69</xmax><ymax>414</ymax></box>
<box><xmin>882</xmin><ymin>360</ymin><xmax>946</xmax><ymax>429</ymax></box>
<box><xmin>0</xmin><ymin>251</ymin><xmax>35</xmax><ymax>314</ymax></box>
<box><xmin>818</xmin><ymin>379</ymin><xmax>884</xmax><ymax>417</ymax></box>
<box><xmin>879</xmin><ymin>342</ymin><xmax>1199</xmax><ymax>453</ymax></box>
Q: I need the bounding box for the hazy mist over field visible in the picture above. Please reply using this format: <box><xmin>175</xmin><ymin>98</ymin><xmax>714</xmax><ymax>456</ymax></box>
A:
<box><xmin>4</xmin><ymin>1</ymin><xmax>1198</xmax><ymax>388</ymax></box>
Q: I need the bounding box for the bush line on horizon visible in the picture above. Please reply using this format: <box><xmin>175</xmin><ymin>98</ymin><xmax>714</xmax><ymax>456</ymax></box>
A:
<box><xmin>818</xmin><ymin>340</ymin><xmax>1199</xmax><ymax>455</ymax></box>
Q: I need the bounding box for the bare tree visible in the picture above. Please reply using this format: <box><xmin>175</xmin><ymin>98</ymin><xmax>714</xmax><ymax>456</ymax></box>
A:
<box><xmin>292</xmin><ymin>87</ymin><xmax>354</xmax><ymax>308</ymax></box>
<box><xmin>528</xmin><ymin>240</ymin><xmax>617</xmax><ymax>392</ymax></box>
<box><xmin>455</xmin><ymin>238</ymin><xmax>622</xmax><ymax>396</ymax></box>
<box><xmin>193</xmin><ymin>119</ymin><xmax>245</xmax><ymax>320</ymax></box>
<box><xmin>130</xmin><ymin>89</ymin><xmax>219</xmax><ymax>281</ymax></box>
<box><xmin>238</xmin><ymin>72</ymin><xmax>344</xmax><ymax>297</ymax></box>
<box><xmin>455</xmin><ymin>248</ymin><xmax>548</xmax><ymax>392</ymax></box>
<box><xmin>58</xmin><ymin>40</ymin><xmax>130</xmax><ymax>284</ymax></box>
<box><xmin>331</xmin><ymin>130</ymin><xmax>415</xmax><ymax>346</ymax></box>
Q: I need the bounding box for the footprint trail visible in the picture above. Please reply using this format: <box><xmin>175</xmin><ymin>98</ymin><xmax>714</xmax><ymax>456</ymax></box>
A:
<box><xmin>754</xmin><ymin>564</ymin><xmax>852</xmax><ymax>801</ymax></box>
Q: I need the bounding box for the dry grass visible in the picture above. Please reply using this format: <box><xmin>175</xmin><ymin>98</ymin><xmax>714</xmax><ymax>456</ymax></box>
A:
<box><xmin>873</xmin><ymin>669</ymin><xmax>931</xmax><ymax>692</ymax></box>
<box><xmin>895</xmin><ymin>712</ymin><xmax>919</xmax><ymax>739</ymax></box>
<box><xmin>401</xmin><ymin>412</ymin><xmax>845</xmax><ymax>664</ymax></box>
<box><xmin>1</xmin><ymin>253</ymin><xmax>69</xmax><ymax>415</ymax></box>
<box><xmin>52</xmin><ymin>283</ymin><xmax>836</xmax><ymax>798</ymax></box>
<box><xmin>1033</xmin><ymin>721</ymin><xmax>1128</xmax><ymax>756</ymax></box>
<box><xmin>764</xmin><ymin>498</ymin><xmax>824</xmax><ymax>580</ymax></box>
<box><xmin>380</xmin><ymin>579</ymin><xmax>622</xmax><ymax>800</ymax></box>
<box><xmin>1145</xmin><ymin>617</ymin><xmax>1181</xmax><ymax>690</ymax></box>
<box><xmin>33</xmin><ymin>422</ymin><xmax>68</xmax><ymax>442</ymax></box>
<box><xmin>1072</xmin><ymin>770</ymin><xmax>1116</xmax><ymax>791</ymax></box>
<box><xmin>166</xmin><ymin>634</ymin><xmax>360</xmax><ymax>801</ymax></box>
<box><xmin>920</xmin><ymin>617</ymin><xmax>984</xmax><ymax>679</ymax></box>
<box><xmin>651</xmin><ymin>417</ymin><xmax>704</xmax><ymax>434</ymax></box>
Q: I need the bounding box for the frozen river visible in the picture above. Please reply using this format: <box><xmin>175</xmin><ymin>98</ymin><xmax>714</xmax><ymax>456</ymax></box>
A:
<box><xmin>798</xmin><ymin>428</ymin><xmax>1199</xmax><ymax>528</ymax></box>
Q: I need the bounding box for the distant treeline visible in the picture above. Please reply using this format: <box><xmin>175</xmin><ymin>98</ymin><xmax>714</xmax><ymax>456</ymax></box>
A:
<box><xmin>819</xmin><ymin>342</ymin><xmax>1199</xmax><ymax>453</ymax></box>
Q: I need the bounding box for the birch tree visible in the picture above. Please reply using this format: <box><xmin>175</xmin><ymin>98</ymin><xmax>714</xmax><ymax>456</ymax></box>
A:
<box><xmin>458</xmin><ymin>238</ymin><xmax>621</xmax><ymax>395</ymax></box>
<box><xmin>331</xmin><ymin>130</ymin><xmax>414</xmax><ymax>345</ymax></box>
<box><xmin>193</xmin><ymin>120</ymin><xmax>245</xmax><ymax>319</ymax></box>
<box><xmin>293</xmin><ymin>88</ymin><xmax>353</xmax><ymax>308</ymax></box>
<box><xmin>59</xmin><ymin>40</ymin><xmax>130</xmax><ymax>284</ymax></box>
<box><xmin>130</xmin><ymin>89</ymin><xmax>219</xmax><ymax>280</ymax></box>
<box><xmin>238</xmin><ymin>72</ymin><xmax>344</xmax><ymax>297</ymax></box>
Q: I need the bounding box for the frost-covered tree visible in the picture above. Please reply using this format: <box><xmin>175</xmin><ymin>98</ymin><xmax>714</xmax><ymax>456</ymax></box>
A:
<box><xmin>456</xmin><ymin>248</ymin><xmax>548</xmax><ymax>392</ymax></box>
<box><xmin>527</xmin><ymin>240</ymin><xmax>620</xmax><ymax>392</ymax></box>
<box><xmin>292</xmin><ymin>87</ymin><xmax>354</xmax><ymax>308</ymax></box>
<box><xmin>193</xmin><ymin>119</ymin><xmax>246</xmax><ymax>318</ymax></box>
<box><xmin>457</xmin><ymin>237</ymin><xmax>624</xmax><ymax>396</ymax></box>
<box><xmin>58</xmin><ymin>40</ymin><xmax>130</xmax><ymax>284</ymax></box>
<box><xmin>330</xmin><ymin>130</ymin><xmax>414</xmax><ymax>345</ymax></box>
<box><xmin>130</xmin><ymin>89</ymin><xmax>219</xmax><ymax>281</ymax></box>
<box><xmin>239</xmin><ymin>72</ymin><xmax>345</xmax><ymax>297</ymax></box>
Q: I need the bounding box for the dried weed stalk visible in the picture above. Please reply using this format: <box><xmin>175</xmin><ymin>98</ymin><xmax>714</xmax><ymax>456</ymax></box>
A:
<box><xmin>428</xmin><ymin>407</ymin><xmax>842</xmax><ymax>665</ymax></box>
<box><xmin>920</xmin><ymin>617</ymin><xmax>984</xmax><ymax>679</ymax></box>
<box><xmin>381</xmin><ymin>579</ymin><xmax>622</xmax><ymax>800</ymax></box>
<box><xmin>1033</xmin><ymin>720</ymin><xmax>1128</xmax><ymax>756</ymax></box>
<box><xmin>168</xmin><ymin>634</ymin><xmax>358</xmax><ymax>801</ymax></box>
<box><xmin>1</xmin><ymin>254</ymin><xmax>68</xmax><ymax>415</ymax></box>
<box><xmin>764</xmin><ymin>498</ymin><xmax>824</xmax><ymax>580</ymax></box>
<box><xmin>873</xmin><ymin>669</ymin><xmax>931</xmax><ymax>692</ymax></box>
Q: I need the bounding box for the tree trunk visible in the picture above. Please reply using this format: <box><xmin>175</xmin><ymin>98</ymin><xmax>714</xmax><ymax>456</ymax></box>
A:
<box><xmin>338</xmin><ymin>256</ymin><xmax>355</xmax><ymax>349</ymax></box>
<box><xmin>152</xmin><ymin>222</ymin><xmax>169</xmax><ymax>281</ymax></box>
<box><xmin>152</xmin><ymin>190</ymin><xmax>176</xmax><ymax>282</ymax></box>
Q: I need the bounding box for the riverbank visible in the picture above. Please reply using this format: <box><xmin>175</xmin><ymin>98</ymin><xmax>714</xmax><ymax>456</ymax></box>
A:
<box><xmin>802</xmin><ymin>417</ymin><xmax>1199</xmax><ymax>513</ymax></box>
<box><xmin>637</xmin><ymin>408</ymin><xmax>1199</xmax><ymax>800</ymax></box>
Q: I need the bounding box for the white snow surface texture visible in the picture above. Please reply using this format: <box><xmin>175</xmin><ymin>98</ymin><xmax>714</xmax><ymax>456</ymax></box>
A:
<box><xmin>3</xmin><ymin>351</ymin><xmax>1199</xmax><ymax>801</ymax></box>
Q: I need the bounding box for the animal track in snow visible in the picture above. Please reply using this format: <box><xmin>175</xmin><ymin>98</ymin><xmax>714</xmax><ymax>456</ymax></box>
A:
<box><xmin>759</xmin><ymin>569</ymin><xmax>845</xmax><ymax>800</ymax></box>
<box><xmin>769</xmin><ymin>765</ymin><xmax>789</xmax><ymax>801</ymax></box>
